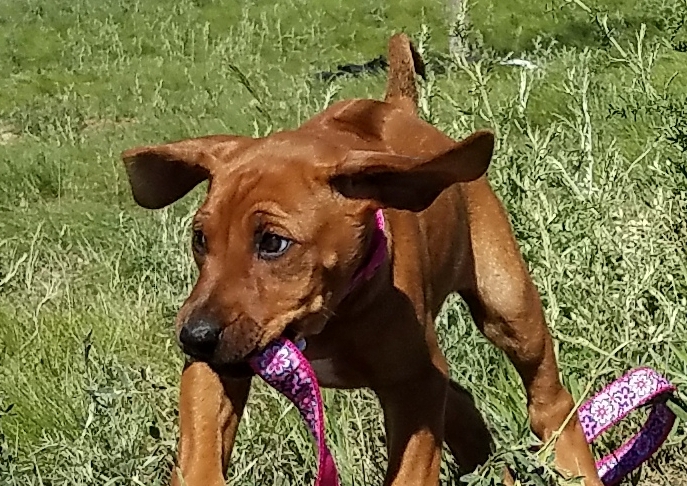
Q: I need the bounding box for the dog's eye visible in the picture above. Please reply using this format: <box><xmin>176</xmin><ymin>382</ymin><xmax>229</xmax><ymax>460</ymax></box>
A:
<box><xmin>257</xmin><ymin>232</ymin><xmax>292</xmax><ymax>259</ymax></box>
<box><xmin>192</xmin><ymin>229</ymin><xmax>207</xmax><ymax>255</ymax></box>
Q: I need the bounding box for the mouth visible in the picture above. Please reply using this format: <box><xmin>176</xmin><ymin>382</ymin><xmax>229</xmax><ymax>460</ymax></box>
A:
<box><xmin>194</xmin><ymin>325</ymin><xmax>306</xmax><ymax>379</ymax></box>
<box><xmin>280</xmin><ymin>325</ymin><xmax>301</xmax><ymax>344</ymax></box>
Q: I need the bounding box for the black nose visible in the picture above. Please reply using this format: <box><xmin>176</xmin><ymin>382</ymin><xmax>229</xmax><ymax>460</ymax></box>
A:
<box><xmin>179</xmin><ymin>318</ymin><xmax>222</xmax><ymax>358</ymax></box>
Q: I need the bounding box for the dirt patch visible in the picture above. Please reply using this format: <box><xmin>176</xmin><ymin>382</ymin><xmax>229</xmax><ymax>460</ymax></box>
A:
<box><xmin>83</xmin><ymin>117</ymin><xmax>137</xmax><ymax>132</ymax></box>
<box><xmin>0</xmin><ymin>125</ymin><xmax>19</xmax><ymax>145</ymax></box>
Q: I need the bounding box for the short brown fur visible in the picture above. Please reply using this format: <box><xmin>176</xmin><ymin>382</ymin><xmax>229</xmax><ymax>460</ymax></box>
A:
<box><xmin>122</xmin><ymin>34</ymin><xmax>602</xmax><ymax>486</ymax></box>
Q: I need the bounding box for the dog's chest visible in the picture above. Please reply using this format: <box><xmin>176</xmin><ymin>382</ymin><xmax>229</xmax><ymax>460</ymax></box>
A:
<box><xmin>309</xmin><ymin>357</ymin><xmax>349</xmax><ymax>388</ymax></box>
<box><xmin>303</xmin><ymin>342</ymin><xmax>367</xmax><ymax>389</ymax></box>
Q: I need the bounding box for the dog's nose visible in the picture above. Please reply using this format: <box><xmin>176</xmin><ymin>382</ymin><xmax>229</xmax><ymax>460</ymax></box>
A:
<box><xmin>179</xmin><ymin>318</ymin><xmax>222</xmax><ymax>358</ymax></box>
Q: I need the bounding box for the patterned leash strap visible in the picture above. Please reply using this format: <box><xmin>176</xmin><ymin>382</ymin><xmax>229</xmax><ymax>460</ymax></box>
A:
<box><xmin>250</xmin><ymin>338</ymin><xmax>340</xmax><ymax>486</ymax></box>
<box><xmin>252</xmin><ymin>339</ymin><xmax>678</xmax><ymax>486</ymax></box>
<box><xmin>577</xmin><ymin>367</ymin><xmax>677</xmax><ymax>486</ymax></box>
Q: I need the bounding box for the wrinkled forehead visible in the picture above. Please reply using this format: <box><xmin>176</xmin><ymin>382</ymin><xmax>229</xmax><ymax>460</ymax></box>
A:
<box><xmin>202</xmin><ymin>132</ymin><xmax>342</xmax><ymax>217</ymax></box>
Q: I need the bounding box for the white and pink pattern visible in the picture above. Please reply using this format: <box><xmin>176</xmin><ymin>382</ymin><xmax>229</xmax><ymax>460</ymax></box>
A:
<box><xmin>250</xmin><ymin>337</ymin><xmax>340</xmax><ymax>486</ymax></box>
<box><xmin>578</xmin><ymin>367</ymin><xmax>676</xmax><ymax>485</ymax></box>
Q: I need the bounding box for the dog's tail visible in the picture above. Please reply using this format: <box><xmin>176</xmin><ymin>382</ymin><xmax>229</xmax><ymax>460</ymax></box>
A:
<box><xmin>384</xmin><ymin>33</ymin><xmax>426</xmax><ymax>112</ymax></box>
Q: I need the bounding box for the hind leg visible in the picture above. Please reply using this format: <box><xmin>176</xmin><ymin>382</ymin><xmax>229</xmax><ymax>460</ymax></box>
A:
<box><xmin>459</xmin><ymin>180</ymin><xmax>602</xmax><ymax>485</ymax></box>
<box><xmin>443</xmin><ymin>380</ymin><xmax>493</xmax><ymax>472</ymax></box>
<box><xmin>444</xmin><ymin>380</ymin><xmax>515</xmax><ymax>485</ymax></box>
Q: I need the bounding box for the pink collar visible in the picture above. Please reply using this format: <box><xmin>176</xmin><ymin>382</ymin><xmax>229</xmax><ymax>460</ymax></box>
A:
<box><xmin>347</xmin><ymin>209</ymin><xmax>387</xmax><ymax>292</ymax></box>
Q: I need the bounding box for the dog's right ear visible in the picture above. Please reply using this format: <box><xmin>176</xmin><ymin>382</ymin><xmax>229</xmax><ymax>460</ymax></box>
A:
<box><xmin>121</xmin><ymin>135</ymin><xmax>254</xmax><ymax>209</ymax></box>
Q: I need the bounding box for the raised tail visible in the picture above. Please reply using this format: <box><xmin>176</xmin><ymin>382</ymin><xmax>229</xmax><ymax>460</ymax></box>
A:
<box><xmin>384</xmin><ymin>33</ymin><xmax>426</xmax><ymax>112</ymax></box>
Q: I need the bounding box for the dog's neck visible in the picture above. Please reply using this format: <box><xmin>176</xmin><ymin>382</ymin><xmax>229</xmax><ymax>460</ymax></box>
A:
<box><xmin>347</xmin><ymin>209</ymin><xmax>388</xmax><ymax>293</ymax></box>
<box><xmin>295</xmin><ymin>211</ymin><xmax>389</xmax><ymax>353</ymax></box>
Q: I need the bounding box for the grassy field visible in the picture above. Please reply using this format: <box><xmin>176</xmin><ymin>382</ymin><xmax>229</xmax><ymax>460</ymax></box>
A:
<box><xmin>1</xmin><ymin>0</ymin><xmax>687</xmax><ymax>484</ymax></box>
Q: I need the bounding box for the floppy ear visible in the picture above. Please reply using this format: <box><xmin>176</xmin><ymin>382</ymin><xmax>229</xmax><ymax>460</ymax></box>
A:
<box><xmin>121</xmin><ymin>135</ymin><xmax>254</xmax><ymax>209</ymax></box>
<box><xmin>330</xmin><ymin>130</ymin><xmax>494</xmax><ymax>212</ymax></box>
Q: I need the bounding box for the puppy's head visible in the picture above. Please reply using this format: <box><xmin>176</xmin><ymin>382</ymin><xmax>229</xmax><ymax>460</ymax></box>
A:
<box><xmin>121</xmin><ymin>100</ymin><xmax>494</xmax><ymax>374</ymax></box>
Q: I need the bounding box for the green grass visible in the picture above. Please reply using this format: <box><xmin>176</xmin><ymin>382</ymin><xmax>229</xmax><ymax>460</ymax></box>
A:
<box><xmin>1</xmin><ymin>0</ymin><xmax>686</xmax><ymax>484</ymax></box>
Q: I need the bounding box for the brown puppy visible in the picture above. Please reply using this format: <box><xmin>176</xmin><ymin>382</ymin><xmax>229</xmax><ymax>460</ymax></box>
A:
<box><xmin>122</xmin><ymin>34</ymin><xmax>602</xmax><ymax>486</ymax></box>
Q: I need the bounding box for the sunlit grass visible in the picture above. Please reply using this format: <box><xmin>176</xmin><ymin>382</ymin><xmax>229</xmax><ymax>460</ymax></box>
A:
<box><xmin>1</xmin><ymin>0</ymin><xmax>686</xmax><ymax>484</ymax></box>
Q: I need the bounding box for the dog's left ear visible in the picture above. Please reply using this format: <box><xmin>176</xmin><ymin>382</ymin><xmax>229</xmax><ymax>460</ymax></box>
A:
<box><xmin>330</xmin><ymin>130</ymin><xmax>494</xmax><ymax>211</ymax></box>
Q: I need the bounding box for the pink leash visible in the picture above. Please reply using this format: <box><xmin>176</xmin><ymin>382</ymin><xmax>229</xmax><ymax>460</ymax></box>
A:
<box><xmin>251</xmin><ymin>340</ymin><xmax>678</xmax><ymax>486</ymax></box>
<box><xmin>248</xmin><ymin>211</ymin><xmax>679</xmax><ymax>484</ymax></box>
<box><xmin>250</xmin><ymin>338</ymin><xmax>340</xmax><ymax>486</ymax></box>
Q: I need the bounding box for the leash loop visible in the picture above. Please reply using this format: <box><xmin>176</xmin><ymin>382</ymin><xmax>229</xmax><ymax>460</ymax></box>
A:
<box><xmin>577</xmin><ymin>367</ymin><xmax>677</xmax><ymax>485</ymax></box>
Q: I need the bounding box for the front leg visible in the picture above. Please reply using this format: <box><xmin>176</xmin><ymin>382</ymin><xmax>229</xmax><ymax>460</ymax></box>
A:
<box><xmin>172</xmin><ymin>361</ymin><xmax>251</xmax><ymax>486</ymax></box>
<box><xmin>375</xmin><ymin>365</ymin><xmax>448</xmax><ymax>486</ymax></box>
